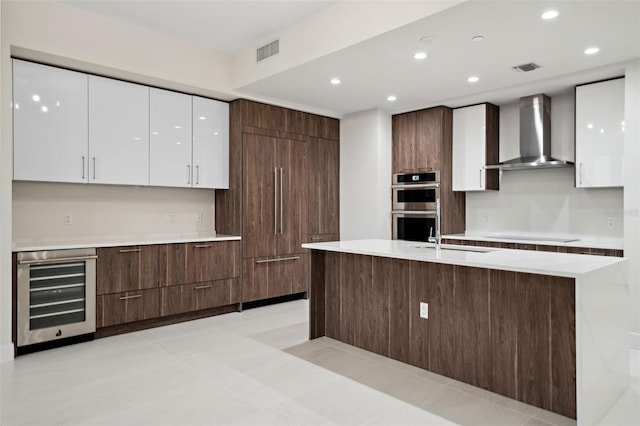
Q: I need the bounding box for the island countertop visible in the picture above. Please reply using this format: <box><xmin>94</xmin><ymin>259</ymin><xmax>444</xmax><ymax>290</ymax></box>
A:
<box><xmin>301</xmin><ymin>238</ymin><xmax>625</xmax><ymax>278</ymax></box>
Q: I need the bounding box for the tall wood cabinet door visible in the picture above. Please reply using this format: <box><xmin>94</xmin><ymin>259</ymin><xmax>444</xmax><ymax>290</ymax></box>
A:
<box><xmin>276</xmin><ymin>138</ymin><xmax>308</xmax><ymax>255</ymax></box>
<box><xmin>392</xmin><ymin>112</ymin><xmax>416</xmax><ymax>173</ymax></box>
<box><xmin>309</xmin><ymin>137</ymin><xmax>340</xmax><ymax>236</ymax></box>
<box><xmin>243</xmin><ymin>133</ymin><xmax>277</xmax><ymax>258</ymax></box>
<box><xmin>12</xmin><ymin>59</ymin><xmax>89</xmax><ymax>183</ymax></box>
<box><xmin>96</xmin><ymin>246</ymin><xmax>161</xmax><ymax>295</ymax></box>
<box><xmin>415</xmin><ymin>108</ymin><xmax>443</xmax><ymax>172</ymax></box>
<box><xmin>88</xmin><ymin>75</ymin><xmax>149</xmax><ymax>185</ymax></box>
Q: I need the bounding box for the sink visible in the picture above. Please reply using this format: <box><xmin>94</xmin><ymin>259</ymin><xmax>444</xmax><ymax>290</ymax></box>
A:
<box><xmin>413</xmin><ymin>244</ymin><xmax>494</xmax><ymax>253</ymax></box>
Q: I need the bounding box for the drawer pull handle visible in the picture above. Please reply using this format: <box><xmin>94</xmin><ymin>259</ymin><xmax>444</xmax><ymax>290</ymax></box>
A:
<box><xmin>119</xmin><ymin>294</ymin><xmax>142</xmax><ymax>300</ymax></box>
<box><xmin>194</xmin><ymin>244</ymin><xmax>213</xmax><ymax>248</ymax></box>
<box><xmin>118</xmin><ymin>248</ymin><xmax>141</xmax><ymax>253</ymax></box>
<box><xmin>194</xmin><ymin>285</ymin><xmax>213</xmax><ymax>290</ymax></box>
<box><xmin>311</xmin><ymin>236</ymin><xmax>322</xmax><ymax>241</ymax></box>
<box><xmin>256</xmin><ymin>256</ymin><xmax>300</xmax><ymax>264</ymax></box>
<box><xmin>591</xmin><ymin>252</ymin><xmax>605</xmax><ymax>256</ymax></box>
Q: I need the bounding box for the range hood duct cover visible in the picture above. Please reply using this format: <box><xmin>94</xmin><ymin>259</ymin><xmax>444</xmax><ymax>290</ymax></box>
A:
<box><xmin>486</xmin><ymin>93</ymin><xmax>573</xmax><ymax>170</ymax></box>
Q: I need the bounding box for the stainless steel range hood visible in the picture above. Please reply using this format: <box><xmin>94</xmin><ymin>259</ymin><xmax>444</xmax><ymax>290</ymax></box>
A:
<box><xmin>486</xmin><ymin>94</ymin><xmax>573</xmax><ymax>170</ymax></box>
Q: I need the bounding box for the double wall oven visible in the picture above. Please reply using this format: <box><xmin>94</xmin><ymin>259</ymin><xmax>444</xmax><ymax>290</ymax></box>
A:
<box><xmin>392</xmin><ymin>171</ymin><xmax>439</xmax><ymax>242</ymax></box>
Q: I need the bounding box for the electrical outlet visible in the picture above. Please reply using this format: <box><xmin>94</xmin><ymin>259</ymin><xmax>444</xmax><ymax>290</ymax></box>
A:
<box><xmin>419</xmin><ymin>302</ymin><xmax>429</xmax><ymax>319</ymax></box>
<box><xmin>607</xmin><ymin>217</ymin><xmax>614</xmax><ymax>228</ymax></box>
<box><xmin>64</xmin><ymin>214</ymin><xmax>72</xmax><ymax>225</ymax></box>
<box><xmin>164</xmin><ymin>213</ymin><xmax>176</xmax><ymax>223</ymax></box>
<box><xmin>480</xmin><ymin>214</ymin><xmax>489</xmax><ymax>223</ymax></box>
<box><xmin>194</xmin><ymin>212</ymin><xmax>202</xmax><ymax>223</ymax></box>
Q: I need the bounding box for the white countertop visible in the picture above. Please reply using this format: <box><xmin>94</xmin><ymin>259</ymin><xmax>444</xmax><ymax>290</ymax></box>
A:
<box><xmin>13</xmin><ymin>232</ymin><xmax>241</xmax><ymax>252</ymax></box>
<box><xmin>302</xmin><ymin>239</ymin><xmax>625</xmax><ymax>278</ymax></box>
<box><xmin>443</xmin><ymin>232</ymin><xmax>623</xmax><ymax>250</ymax></box>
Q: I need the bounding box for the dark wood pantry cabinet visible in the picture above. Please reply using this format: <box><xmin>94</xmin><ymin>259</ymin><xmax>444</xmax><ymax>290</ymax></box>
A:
<box><xmin>216</xmin><ymin>99</ymin><xmax>340</xmax><ymax>305</ymax></box>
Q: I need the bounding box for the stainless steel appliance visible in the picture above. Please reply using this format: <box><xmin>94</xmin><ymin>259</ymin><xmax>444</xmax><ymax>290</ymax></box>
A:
<box><xmin>392</xmin><ymin>171</ymin><xmax>440</xmax><ymax>211</ymax></box>
<box><xmin>392</xmin><ymin>171</ymin><xmax>440</xmax><ymax>242</ymax></box>
<box><xmin>17</xmin><ymin>248</ymin><xmax>97</xmax><ymax>347</ymax></box>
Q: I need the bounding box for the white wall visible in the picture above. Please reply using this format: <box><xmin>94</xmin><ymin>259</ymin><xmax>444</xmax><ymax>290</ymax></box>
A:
<box><xmin>466</xmin><ymin>92</ymin><xmax>624</xmax><ymax>239</ymax></box>
<box><xmin>12</xmin><ymin>182</ymin><xmax>216</xmax><ymax>246</ymax></box>
<box><xmin>340</xmin><ymin>109</ymin><xmax>392</xmax><ymax>240</ymax></box>
<box><xmin>623</xmin><ymin>60</ymin><xmax>640</xmax><ymax>342</ymax></box>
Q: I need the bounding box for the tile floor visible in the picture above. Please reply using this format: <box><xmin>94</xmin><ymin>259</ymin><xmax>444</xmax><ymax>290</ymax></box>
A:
<box><xmin>1</xmin><ymin>300</ymin><xmax>638</xmax><ymax>426</ymax></box>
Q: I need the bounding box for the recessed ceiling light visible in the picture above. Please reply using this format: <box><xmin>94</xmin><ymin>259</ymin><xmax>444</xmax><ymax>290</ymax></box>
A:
<box><xmin>468</xmin><ymin>76</ymin><xmax>479</xmax><ymax>83</ymax></box>
<box><xmin>541</xmin><ymin>10</ymin><xmax>559</xmax><ymax>20</ymax></box>
<box><xmin>175</xmin><ymin>125</ymin><xmax>182</xmax><ymax>129</ymax></box>
<box><xmin>472</xmin><ymin>35</ymin><xmax>485</xmax><ymax>42</ymax></box>
<box><xmin>330</xmin><ymin>78</ymin><xmax>341</xmax><ymax>85</ymax></box>
<box><xmin>420</xmin><ymin>36</ymin><xmax>437</xmax><ymax>44</ymax></box>
<box><xmin>584</xmin><ymin>46</ymin><xmax>600</xmax><ymax>55</ymax></box>
<box><xmin>32</xmin><ymin>94</ymin><xmax>40</xmax><ymax>102</ymax></box>
<box><xmin>199</xmin><ymin>116</ymin><xmax>206</xmax><ymax>120</ymax></box>
<box><xmin>41</xmin><ymin>105</ymin><xmax>48</xmax><ymax>112</ymax></box>
<box><xmin>387</xmin><ymin>95</ymin><xmax>397</xmax><ymax>102</ymax></box>
<box><xmin>413</xmin><ymin>52</ymin><xmax>427</xmax><ymax>60</ymax></box>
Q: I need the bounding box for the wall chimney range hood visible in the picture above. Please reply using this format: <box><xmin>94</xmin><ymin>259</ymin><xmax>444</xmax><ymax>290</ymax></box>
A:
<box><xmin>486</xmin><ymin>94</ymin><xmax>573</xmax><ymax>170</ymax></box>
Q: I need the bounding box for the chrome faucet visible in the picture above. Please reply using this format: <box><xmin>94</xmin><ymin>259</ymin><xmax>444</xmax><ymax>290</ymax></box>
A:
<box><xmin>428</xmin><ymin>198</ymin><xmax>442</xmax><ymax>250</ymax></box>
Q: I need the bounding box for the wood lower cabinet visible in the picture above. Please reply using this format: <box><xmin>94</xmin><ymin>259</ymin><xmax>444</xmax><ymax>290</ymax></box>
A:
<box><xmin>163</xmin><ymin>240</ymin><xmax>240</xmax><ymax>286</ymax></box>
<box><xmin>242</xmin><ymin>253</ymin><xmax>307</xmax><ymax>303</ymax></box>
<box><xmin>97</xmin><ymin>288</ymin><xmax>160</xmax><ymax>327</ymax></box>
<box><xmin>161</xmin><ymin>278</ymin><xmax>240</xmax><ymax>317</ymax></box>
<box><xmin>312</xmin><ymin>251</ymin><xmax>576</xmax><ymax>419</ymax></box>
<box><xmin>97</xmin><ymin>245</ymin><xmax>162</xmax><ymax>294</ymax></box>
<box><xmin>308</xmin><ymin>137</ymin><xmax>339</xmax><ymax>238</ymax></box>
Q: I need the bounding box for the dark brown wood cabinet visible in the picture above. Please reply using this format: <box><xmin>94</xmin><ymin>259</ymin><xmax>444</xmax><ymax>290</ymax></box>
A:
<box><xmin>311</xmin><ymin>251</ymin><xmax>577</xmax><ymax>419</ymax></box>
<box><xmin>96</xmin><ymin>245</ymin><xmax>162</xmax><ymax>295</ymax></box>
<box><xmin>97</xmin><ymin>288</ymin><xmax>160</xmax><ymax>328</ymax></box>
<box><xmin>161</xmin><ymin>278</ymin><xmax>240</xmax><ymax>317</ymax></box>
<box><xmin>162</xmin><ymin>241</ymin><xmax>240</xmax><ymax>286</ymax></box>
<box><xmin>441</xmin><ymin>239</ymin><xmax>623</xmax><ymax>257</ymax></box>
<box><xmin>392</xmin><ymin>106</ymin><xmax>465</xmax><ymax>235</ymax></box>
<box><xmin>217</xmin><ymin>99</ymin><xmax>339</xmax><ymax>304</ymax></box>
<box><xmin>309</xmin><ymin>137</ymin><xmax>339</xmax><ymax>239</ymax></box>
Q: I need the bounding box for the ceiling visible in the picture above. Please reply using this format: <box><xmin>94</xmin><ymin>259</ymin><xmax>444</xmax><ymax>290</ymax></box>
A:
<box><xmin>63</xmin><ymin>0</ymin><xmax>640</xmax><ymax>116</ymax></box>
<box><xmin>63</xmin><ymin>0</ymin><xmax>337</xmax><ymax>53</ymax></box>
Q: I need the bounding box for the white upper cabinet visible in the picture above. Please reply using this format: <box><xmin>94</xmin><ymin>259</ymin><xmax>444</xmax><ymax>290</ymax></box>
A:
<box><xmin>149</xmin><ymin>88</ymin><xmax>193</xmax><ymax>187</ymax></box>
<box><xmin>192</xmin><ymin>96</ymin><xmax>229</xmax><ymax>189</ymax></box>
<box><xmin>452</xmin><ymin>103</ymin><xmax>499</xmax><ymax>191</ymax></box>
<box><xmin>575</xmin><ymin>78</ymin><xmax>625</xmax><ymax>188</ymax></box>
<box><xmin>13</xmin><ymin>59</ymin><xmax>88</xmax><ymax>183</ymax></box>
<box><xmin>88</xmin><ymin>76</ymin><xmax>150</xmax><ymax>185</ymax></box>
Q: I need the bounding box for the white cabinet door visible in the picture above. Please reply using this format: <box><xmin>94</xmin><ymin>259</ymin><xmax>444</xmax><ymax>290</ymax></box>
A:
<box><xmin>452</xmin><ymin>104</ymin><xmax>487</xmax><ymax>191</ymax></box>
<box><xmin>88</xmin><ymin>76</ymin><xmax>149</xmax><ymax>185</ymax></box>
<box><xmin>13</xmin><ymin>59</ymin><xmax>88</xmax><ymax>183</ymax></box>
<box><xmin>149</xmin><ymin>88</ymin><xmax>193</xmax><ymax>187</ymax></box>
<box><xmin>192</xmin><ymin>96</ymin><xmax>229</xmax><ymax>189</ymax></box>
<box><xmin>575</xmin><ymin>78</ymin><xmax>625</xmax><ymax>188</ymax></box>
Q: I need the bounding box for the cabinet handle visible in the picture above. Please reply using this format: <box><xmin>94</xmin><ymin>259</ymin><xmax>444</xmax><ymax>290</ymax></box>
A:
<box><xmin>591</xmin><ymin>252</ymin><xmax>605</xmax><ymax>256</ymax></box>
<box><xmin>92</xmin><ymin>157</ymin><xmax>96</xmax><ymax>180</ymax></box>
<box><xmin>579</xmin><ymin>163</ymin><xmax>583</xmax><ymax>186</ymax></box>
<box><xmin>479</xmin><ymin>168</ymin><xmax>483</xmax><ymax>188</ymax></box>
<box><xmin>118</xmin><ymin>248</ymin><xmax>141</xmax><ymax>253</ymax></box>
<box><xmin>195</xmin><ymin>165</ymin><xmax>200</xmax><ymax>185</ymax></box>
<box><xmin>194</xmin><ymin>285</ymin><xmax>213</xmax><ymax>290</ymax></box>
<box><xmin>274</xmin><ymin>167</ymin><xmax>278</xmax><ymax>235</ymax></box>
<box><xmin>194</xmin><ymin>244</ymin><xmax>213</xmax><ymax>248</ymax></box>
<box><xmin>187</xmin><ymin>165</ymin><xmax>191</xmax><ymax>184</ymax></box>
<box><xmin>311</xmin><ymin>235</ymin><xmax>322</xmax><ymax>241</ymax></box>
<box><xmin>82</xmin><ymin>156</ymin><xmax>85</xmax><ymax>179</ymax></box>
<box><xmin>256</xmin><ymin>256</ymin><xmax>300</xmax><ymax>264</ymax></box>
<box><xmin>119</xmin><ymin>294</ymin><xmax>142</xmax><ymax>300</ymax></box>
<box><xmin>280</xmin><ymin>167</ymin><xmax>284</xmax><ymax>235</ymax></box>
<box><xmin>418</xmin><ymin>167</ymin><xmax>433</xmax><ymax>172</ymax></box>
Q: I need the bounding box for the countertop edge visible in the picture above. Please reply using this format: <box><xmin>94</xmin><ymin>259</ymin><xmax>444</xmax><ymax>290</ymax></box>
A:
<box><xmin>442</xmin><ymin>234</ymin><xmax>623</xmax><ymax>250</ymax></box>
<box><xmin>13</xmin><ymin>234</ymin><xmax>242</xmax><ymax>252</ymax></box>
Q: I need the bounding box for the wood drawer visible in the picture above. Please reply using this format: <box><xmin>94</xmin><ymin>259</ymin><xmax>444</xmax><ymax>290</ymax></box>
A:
<box><xmin>243</xmin><ymin>253</ymin><xmax>308</xmax><ymax>303</ymax></box>
<box><xmin>97</xmin><ymin>288</ymin><xmax>160</xmax><ymax>328</ymax></box>
<box><xmin>161</xmin><ymin>278</ymin><xmax>240</xmax><ymax>317</ymax></box>
<box><xmin>97</xmin><ymin>245</ymin><xmax>161</xmax><ymax>295</ymax></box>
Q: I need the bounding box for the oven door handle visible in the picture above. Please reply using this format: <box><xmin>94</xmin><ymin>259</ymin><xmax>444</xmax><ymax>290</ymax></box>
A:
<box><xmin>18</xmin><ymin>255</ymin><xmax>98</xmax><ymax>265</ymax></box>
<box><xmin>391</xmin><ymin>183</ymin><xmax>440</xmax><ymax>189</ymax></box>
<box><xmin>391</xmin><ymin>210</ymin><xmax>436</xmax><ymax>215</ymax></box>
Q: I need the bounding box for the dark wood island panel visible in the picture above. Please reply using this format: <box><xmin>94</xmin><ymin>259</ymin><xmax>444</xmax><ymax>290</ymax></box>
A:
<box><xmin>309</xmin><ymin>250</ymin><xmax>577</xmax><ymax>419</ymax></box>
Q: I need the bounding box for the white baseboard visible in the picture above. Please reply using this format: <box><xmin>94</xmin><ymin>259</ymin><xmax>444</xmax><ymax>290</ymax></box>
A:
<box><xmin>1</xmin><ymin>343</ymin><xmax>14</xmax><ymax>363</ymax></box>
<box><xmin>630</xmin><ymin>331</ymin><xmax>640</xmax><ymax>350</ymax></box>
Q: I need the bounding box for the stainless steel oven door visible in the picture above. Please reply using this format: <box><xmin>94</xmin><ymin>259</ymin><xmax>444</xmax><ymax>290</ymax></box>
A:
<box><xmin>392</xmin><ymin>183</ymin><xmax>440</xmax><ymax>211</ymax></box>
<box><xmin>392</xmin><ymin>211</ymin><xmax>437</xmax><ymax>242</ymax></box>
<box><xmin>17</xmin><ymin>248</ymin><xmax>97</xmax><ymax>347</ymax></box>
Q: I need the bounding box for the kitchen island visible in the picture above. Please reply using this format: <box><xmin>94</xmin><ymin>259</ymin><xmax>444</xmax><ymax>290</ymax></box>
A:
<box><xmin>302</xmin><ymin>239</ymin><xmax>630</xmax><ymax>425</ymax></box>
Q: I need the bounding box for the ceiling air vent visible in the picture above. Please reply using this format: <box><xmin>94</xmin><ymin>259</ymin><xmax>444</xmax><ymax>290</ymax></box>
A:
<box><xmin>256</xmin><ymin>39</ymin><xmax>279</xmax><ymax>63</ymax></box>
<box><xmin>513</xmin><ymin>62</ymin><xmax>541</xmax><ymax>72</ymax></box>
